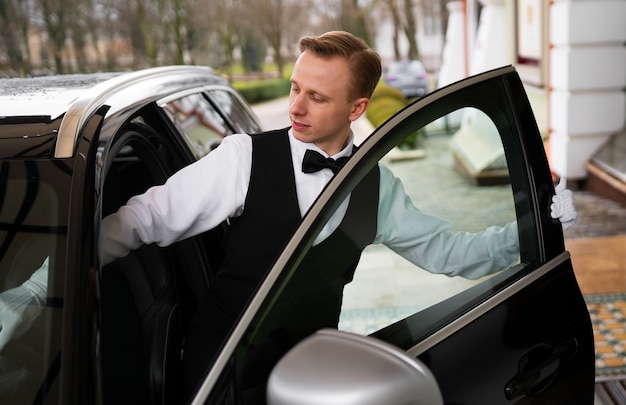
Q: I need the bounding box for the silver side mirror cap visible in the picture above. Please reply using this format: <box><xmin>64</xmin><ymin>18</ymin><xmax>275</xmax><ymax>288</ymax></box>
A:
<box><xmin>267</xmin><ymin>329</ymin><xmax>444</xmax><ymax>405</ymax></box>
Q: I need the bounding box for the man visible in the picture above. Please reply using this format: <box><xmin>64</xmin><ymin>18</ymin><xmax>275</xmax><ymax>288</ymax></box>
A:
<box><xmin>2</xmin><ymin>31</ymin><xmax>577</xmax><ymax>397</ymax></box>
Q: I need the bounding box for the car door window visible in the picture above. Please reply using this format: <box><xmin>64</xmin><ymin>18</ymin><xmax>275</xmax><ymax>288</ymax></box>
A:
<box><xmin>161</xmin><ymin>89</ymin><xmax>262</xmax><ymax>161</ymax></box>
<box><xmin>200</xmin><ymin>67</ymin><xmax>550</xmax><ymax>403</ymax></box>
<box><xmin>205</xmin><ymin>89</ymin><xmax>263</xmax><ymax>134</ymax></box>
<box><xmin>339</xmin><ymin>107</ymin><xmax>518</xmax><ymax>334</ymax></box>
<box><xmin>0</xmin><ymin>161</ymin><xmax>69</xmax><ymax>404</ymax></box>
<box><xmin>161</xmin><ymin>93</ymin><xmax>230</xmax><ymax>159</ymax></box>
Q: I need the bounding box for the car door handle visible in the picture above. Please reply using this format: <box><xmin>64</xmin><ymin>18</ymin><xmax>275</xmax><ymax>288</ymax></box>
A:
<box><xmin>504</xmin><ymin>339</ymin><xmax>578</xmax><ymax>400</ymax></box>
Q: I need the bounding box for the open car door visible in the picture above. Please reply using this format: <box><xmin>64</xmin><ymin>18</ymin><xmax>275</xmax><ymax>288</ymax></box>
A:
<box><xmin>195</xmin><ymin>66</ymin><xmax>595</xmax><ymax>405</ymax></box>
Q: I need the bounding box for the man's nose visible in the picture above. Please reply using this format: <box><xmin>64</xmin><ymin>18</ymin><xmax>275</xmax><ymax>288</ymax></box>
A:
<box><xmin>289</xmin><ymin>94</ymin><xmax>305</xmax><ymax>116</ymax></box>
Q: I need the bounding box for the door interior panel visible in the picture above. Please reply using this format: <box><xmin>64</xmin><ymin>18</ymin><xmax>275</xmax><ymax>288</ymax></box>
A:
<box><xmin>99</xmin><ymin>124</ymin><xmax>222</xmax><ymax>404</ymax></box>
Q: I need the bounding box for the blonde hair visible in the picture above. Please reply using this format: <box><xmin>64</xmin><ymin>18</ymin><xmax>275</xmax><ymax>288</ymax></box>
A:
<box><xmin>298</xmin><ymin>31</ymin><xmax>382</xmax><ymax>101</ymax></box>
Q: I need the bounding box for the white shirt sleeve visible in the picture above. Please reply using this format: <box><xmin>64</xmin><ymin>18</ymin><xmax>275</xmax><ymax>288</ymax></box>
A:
<box><xmin>374</xmin><ymin>164</ymin><xmax>520</xmax><ymax>279</ymax></box>
<box><xmin>99</xmin><ymin>134</ymin><xmax>252</xmax><ymax>265</ymax></box>
<box><xmin>99</xmin><ymin>128</ymin><xmax>352</xmax><ymax>265</ymax></box>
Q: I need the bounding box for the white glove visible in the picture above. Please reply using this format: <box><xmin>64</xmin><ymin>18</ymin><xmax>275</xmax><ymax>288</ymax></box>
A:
<box><xmin>550</xmin><ymin>177</ymin><xmax>578</xmax><ymax>231</ymax></box>
<box><xmin>0</xmin><ymin>258</ymin><xmax>48</xmax><ymax>351</ymax></box>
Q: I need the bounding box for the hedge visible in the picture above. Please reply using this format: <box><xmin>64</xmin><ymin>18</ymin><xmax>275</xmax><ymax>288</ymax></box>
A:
<box><xmin>366</xmin><ymin>82</ymin><xmax>423</xmax><ymax>149</ymax></box>
<box><xmin>366</xmin><ymin>82</ymin><xmax>407</xmax><ymax>128</ymax></box>
<box><xmin>233</xmin><ymin>78</ymin><xmax>291</xmax><ymax>104</ymax></box>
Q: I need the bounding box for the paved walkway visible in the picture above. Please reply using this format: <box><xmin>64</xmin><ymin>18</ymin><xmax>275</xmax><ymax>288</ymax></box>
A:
<box><xmin>568</xmin><ymin>235</ymin><xmax>626</xmax><ymax>295</ymax></box>
<box><xmin>561</xmin><ymin>178</ymin><xmax>626</xmax><ymax>295</ymax></box>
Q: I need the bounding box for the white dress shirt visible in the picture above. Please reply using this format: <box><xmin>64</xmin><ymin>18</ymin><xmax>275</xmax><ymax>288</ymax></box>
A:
<box><xmin>100</xmin><ymin>128</ymin><xmax>519</xmax><ymax>279</ymax></box>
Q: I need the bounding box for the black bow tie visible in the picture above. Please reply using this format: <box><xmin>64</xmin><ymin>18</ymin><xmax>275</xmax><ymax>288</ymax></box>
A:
<box><xmin>302</xmin><ymin>149</ymin><xmax>349</xmax><ymax>174</ymax></box>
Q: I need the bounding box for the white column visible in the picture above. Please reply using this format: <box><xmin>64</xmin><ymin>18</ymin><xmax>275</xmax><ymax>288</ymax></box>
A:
<box><xmin>549</xmin><ymin>0</ymin><xmax>626</xmax><ymax>179</ymax></box>
<box><xmin>470</xmin><ymin>0</ymin><xmax>513</xmax><ymax>74</ymax></box>
<box><xmin>437</xmin><ymin>1</ymin><xmax>467</xmax><ymax>88</ymax></box>
<box><xmin>450</xmin><ymin>0</ymin><xmax>515</xmax><ymax>181</ymax></box>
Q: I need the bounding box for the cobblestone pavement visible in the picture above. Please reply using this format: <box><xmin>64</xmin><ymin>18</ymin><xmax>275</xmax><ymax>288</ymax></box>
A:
<box><xmin>565</xmin><ymin>191</ymin><xmax>626</xmax><ymax>239</ymax></box>
<box><xmin>409</xmin><ymin>133</ymin><xmax>626</xmax><ymax>240</ymax></box>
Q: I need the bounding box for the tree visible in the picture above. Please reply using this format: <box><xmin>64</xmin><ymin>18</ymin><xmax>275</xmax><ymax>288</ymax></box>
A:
<box><xmin>118</xmin><ymin>0</ymin><xmax>176</xmax><ymax>67</ymax></box>
<box><xmin>67</xmin><ymin>0</ymin><xmax>94</xmax><ymax>72</ymax></box>
<box><xmin>402</xmin><ymin>0</ymin><xmax>418</xmax><ymax>60</ymax></box>
<box><xmin>205</xmin><ymin>0</ymin><xmax>242</xmax><ymax>78</ymax></box>
<box><xmin>381</xmin><ymin>0</ymin><xmax>419</xmax><ymax>61</ymax></box>
<box><xmin>241</xmin><ymin>0</ymin><xmax>285</xmax><ymax>77</ymax></box>
<box><xmin>171</xmin><ymin>0</ymin><xmax>187</xmax><ymax>64</ymax></box>
<box><xmin>0</xmin><ymin>0</ymin><xmax>32</xmax><ymax>75</ymax></box>
<box><xmin>93</xmin><ymin>0</ymin><xmax>131</xmax><ymax>71</ymax></box>
<box><xmin>338</xmin><ymin>0</ymin><xmax>371</xmax><ymax>46</ymax></box>
<box><xmin>39</xmin><ymin>0</ymin><xmax>70</xmax><ymax>73</ymax></box>
<box><xmin>133</xmin><ymin>0</ymin><xmax>158</xmax><ymax>66</ymax></box>
<box><xmin>241</xmin><ymin>34</ymin><xmax>265</xmax><ymax>74</ymax></box>
<box><xmin>0</xmin><ymin>0</ymin><xmax>442</xmax><ymax>77</ymax></box>
<box><xmin>439</xmin><ymin>0</ymin><xmax>450</xmax><ymax>37</ymax></box>
<box><xmin>386</xmin><ymin>0</ymin><xmax>403</xmax><ymax>60</ymax></box>
<box><xmin>310</xmin><ymin>0</ymin><xmax>376</xmax><ymax>48</ymax></box>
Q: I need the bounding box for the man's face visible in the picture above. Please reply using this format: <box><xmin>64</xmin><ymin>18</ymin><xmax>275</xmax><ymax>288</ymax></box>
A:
<box><xmin>289</xmin><ymin>51</ymin><xmax>368</xmax><ymax>155</ymax></box>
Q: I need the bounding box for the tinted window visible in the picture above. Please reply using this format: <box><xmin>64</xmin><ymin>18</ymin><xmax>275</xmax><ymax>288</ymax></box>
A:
<box><xmin>340</xmin><ymin>108</ymin><xmax>518</xmax><ymax>334</ymax></box>
<box><xmin>0</xmin><ymin>160</ymin><xmax>72</xmax><ymax>404</ymax></box>
<box><xmin>162</xmin><ymin>93</ymin><xmax>229</xmax><ymax>159</ymax></box>
<box><xmin>205</xmin><ymin>89</ymin><xmax>262</xmax><ymax>134</ymax></box>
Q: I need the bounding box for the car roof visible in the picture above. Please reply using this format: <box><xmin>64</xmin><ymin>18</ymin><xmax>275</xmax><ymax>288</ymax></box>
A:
<box><xmin>0</xmin><ymin>72</ymin><xmax>124</xmax><ymax>118</ymax></box>
<box><xmin>0</xmin><ymin>66</ymin><xmax>231</xmax><ymax>158</ymax></box>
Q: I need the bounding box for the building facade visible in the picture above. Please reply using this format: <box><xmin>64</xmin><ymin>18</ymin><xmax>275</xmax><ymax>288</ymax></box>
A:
<box><xmin>438</xmin><ymin>0</ymin><xmax>626</xmax><ymax>204</ymax></box>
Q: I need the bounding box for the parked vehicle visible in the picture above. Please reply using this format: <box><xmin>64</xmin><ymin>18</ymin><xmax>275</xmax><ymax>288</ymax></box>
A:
<box><xmin>383</xmin><ymin>59</ymin><xmax>430</xmax><ymax>98</ymax></box>
<box><xmin>0</xmin><ymin>65</ymin><xmax>594</xmax><ymax>404</ymax></box>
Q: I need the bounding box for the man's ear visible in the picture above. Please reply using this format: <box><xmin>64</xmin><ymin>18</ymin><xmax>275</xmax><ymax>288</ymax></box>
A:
<box><xmin>349</xmin><ymin>98</ymin><xmax>370</xmax><ymax>122</ymax></box>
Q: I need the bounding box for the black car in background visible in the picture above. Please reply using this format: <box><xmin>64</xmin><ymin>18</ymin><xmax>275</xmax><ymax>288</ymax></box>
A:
<box><xmin>0</xmin><ymin>65</ymin><xmax>594</xmax><ymax>404</ymax></box>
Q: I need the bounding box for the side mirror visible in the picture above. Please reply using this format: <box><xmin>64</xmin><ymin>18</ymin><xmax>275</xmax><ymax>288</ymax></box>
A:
<box><xmin>267</xmin><ymin>329</ymin><xmax>443</xmax><ymax>405</ymax></box>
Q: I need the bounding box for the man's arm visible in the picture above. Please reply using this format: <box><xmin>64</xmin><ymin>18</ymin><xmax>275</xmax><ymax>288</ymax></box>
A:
<box><xmin>0</xmin><ymin>258</ymin><xmax>48</xmax><ymax>351</ymax></box>
<box><xmin>99</xmin><ymin>134</ymin><xmax>252</xmax><ymax>266</ymax></box>
<box><xmin>374</xmin><ymin>166</ymin><xmax>576</xmax><ymax>279</ymax></box>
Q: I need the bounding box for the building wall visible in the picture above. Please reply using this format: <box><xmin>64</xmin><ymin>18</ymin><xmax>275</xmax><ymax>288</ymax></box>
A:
<box><xmin>440</xmin><ymin>0</ymin><xmax>626</xmax><ymax>182</ymax></box>
<box><xmin>548</xmin><ymin>0</ymin><xmax>626</xmax><ymax>180</ymax></box>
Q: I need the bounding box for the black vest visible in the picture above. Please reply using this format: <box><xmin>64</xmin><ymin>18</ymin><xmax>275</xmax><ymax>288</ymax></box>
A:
<box><xmin>193</xmin><ymin>128</ymin><xmax>379</xmax><ymax>347</ymax></box>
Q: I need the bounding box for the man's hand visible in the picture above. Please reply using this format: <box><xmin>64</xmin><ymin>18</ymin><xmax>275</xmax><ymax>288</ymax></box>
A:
<box><xmin>550</xmin><ymin>177</ymin><xmax>578</xmax><ymax>231</ymax></box>
<box><xmin>0</xmin><ymin>259</ymin><xmax>48</xmax><ymax>351</ymax></box>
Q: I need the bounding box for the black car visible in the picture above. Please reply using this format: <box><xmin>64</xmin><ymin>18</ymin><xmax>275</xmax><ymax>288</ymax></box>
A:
<box><xmin>0</xmin><ymin>65</ymin><xmax>594</xmax><ymax>404</ymax></box>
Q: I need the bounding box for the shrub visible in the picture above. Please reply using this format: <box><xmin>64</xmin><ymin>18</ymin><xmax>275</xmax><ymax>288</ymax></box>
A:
<box><xmin>366</xmin><ymin>82</ymin><xmax>406</xmax><ymax>128</ymax></box>
<box><xmin>366</xmin><ymin>82</ymin><xmax>423</xmax><ymax>149</ymax></box>
<box><xmin>233</xmin><ymin>78</ymin><xmax>291</xmax><ymax>104</ymax></box>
